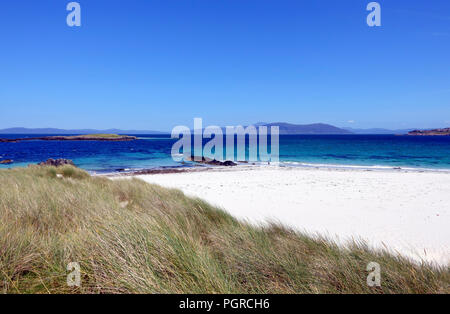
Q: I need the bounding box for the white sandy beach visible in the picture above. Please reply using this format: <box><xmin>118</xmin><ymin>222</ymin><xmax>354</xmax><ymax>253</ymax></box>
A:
<box><xmin>124</xmin><ymin>166</ymin><xmax>450</xmax><ymax>266</ymax></box>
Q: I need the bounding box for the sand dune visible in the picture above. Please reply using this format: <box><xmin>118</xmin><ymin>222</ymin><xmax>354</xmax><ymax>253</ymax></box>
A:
<box><xmin>128</xmin><ymin>166</ymin><xmax>450</xmax><ymax>265</ymax></box>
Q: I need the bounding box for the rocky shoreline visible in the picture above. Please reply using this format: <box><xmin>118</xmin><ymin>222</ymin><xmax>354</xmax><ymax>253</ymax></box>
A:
<box><xmin>408</xmin><ymin>128</ymin><xmax>450</xmax><ymax>136</ymax></box>
<box><xmin>37</xmin><ymin>158</ymin><xmax>75</xmax><ymax>167</ymax></box>
<box><xmin>186</xmin><ymin>155</ymin><xmax>237</xmax><ymax>167</ymax></box>
<box><xmin>103</xmin><ymin>155</ymin><xmax>238</xmax><ymax>177</ymax></box>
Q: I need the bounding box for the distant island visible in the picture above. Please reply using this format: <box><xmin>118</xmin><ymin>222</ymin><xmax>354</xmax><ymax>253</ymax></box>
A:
<box><xmin>408</xmin><ymin>128</ymin><xmax>450</xmax><ymax>136</ymax></box>
<box><xmin>0</xmin><ymin>134</ymin><xmax>137</xmax><ymax>143</ymax></box>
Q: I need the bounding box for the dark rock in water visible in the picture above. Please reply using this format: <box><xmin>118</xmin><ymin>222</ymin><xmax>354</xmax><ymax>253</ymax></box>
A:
<box><xmin>0</xmin><ymin>159</ymin><xmax>13</xmax><ymax>164</ymax></box>
<box><xmin>187</xmin><ymin>155</ymin><xmax>237</xmax><ymax>166</ymax></box>
<box><xmin>38</xmin><ymin>158</ymin><xmax>75</xmax><ymax>167</ymax></box>
<box><xmin>116</xmin><ymin>168</ymin><xmax>132</xmax><ymax>172</ymax></box>
<box><xmin>206</xmin><ymin>159</ymin><xmax>223</xmax><ymax>166</ymax></box>
<box><xmin>0</xmin><ymin>139</ymin><xmax>19</xmax><ymax>143</ymax></box>
<box><xmin>222</xmin><ymin>160</ymin><xmax>237</xmax><ymax>166</ymax></box>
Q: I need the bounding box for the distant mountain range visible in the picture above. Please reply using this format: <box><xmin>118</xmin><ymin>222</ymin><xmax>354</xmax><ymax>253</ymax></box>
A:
<box><xmin>253</xmin><ymin>123</ymin><xmax>416</xmax><ymax>135</ymax></box>
<box><xmin>0</xmin><ymin>125</ymin><xmax>434</xmax><ymax>135</ymax></box>
<box><xmin>191</xmin><ymin>123</ymin><xmax>352</xmax><ymax>135</ymax></box>
<box><xmin>258</xmin><ymin>123</ymin><xmax>352</xmax><ymax>134</ymax></box>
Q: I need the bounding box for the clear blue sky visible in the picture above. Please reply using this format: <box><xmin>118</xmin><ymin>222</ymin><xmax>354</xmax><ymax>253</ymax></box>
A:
<box><xmin>0</xmin><ymin>0</ymin><xmax>449</xmax><ymax>131</ymax></box>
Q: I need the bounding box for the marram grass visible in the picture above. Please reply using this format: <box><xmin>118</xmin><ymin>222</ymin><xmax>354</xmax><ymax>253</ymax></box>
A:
<box><xmin>0</xmin><ymin>166</ymin><xmax>448</xmax><ymax>294</ymax></box>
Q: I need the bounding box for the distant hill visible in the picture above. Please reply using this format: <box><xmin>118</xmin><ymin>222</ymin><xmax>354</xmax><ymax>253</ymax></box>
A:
<box><xmin>343</xmin><ymin>127</ymin><xmax>413</xmax><ymax>135</ymax></box>
<box><xmin>260</xmin><ymin>123</ymin><xmax>352</xmax><ymax>134</ymax></box>
<box><xmin>0</xmin><ymin>127</ymin><xmax>168</xmax><ymax>135</ymax></box>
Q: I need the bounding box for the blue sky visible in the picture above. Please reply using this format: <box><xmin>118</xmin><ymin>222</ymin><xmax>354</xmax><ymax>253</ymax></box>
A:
<box><xmin>0</xmin><ymin>0</ymin><xmax>449</xmax><ymax>131</ymax></box>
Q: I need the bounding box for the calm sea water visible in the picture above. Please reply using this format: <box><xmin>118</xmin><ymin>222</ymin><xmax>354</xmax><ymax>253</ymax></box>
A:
<box><xmin>1</xmin><ymin>134</ymin><xmax>450</xmax><ymax>173</ymax></box>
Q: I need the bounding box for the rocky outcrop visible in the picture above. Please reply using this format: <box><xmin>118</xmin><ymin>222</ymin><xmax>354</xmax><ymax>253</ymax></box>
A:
<box><xmin>222</xmin><ymin>160</ymin><xmax>237</xmax><ymax>166</ymax></box>
<box><xmin>38</xmin><ymin>158</ymin><xmax>75</xmax><ymax>167</ymax></box>
<box><xmin>0</xmin><ymin>159</ymin><xmax>13</xmax><ymax>164</ymax></box>
<box><xmin>0</xmin><ymin>139</ymin><xmax>19</xmax><ymax>143</ymax></box>
<box><xmin>408</xmin><ymin>128</ymin><xmax>450</xmax><ymax>136</ymax></box>
<box><xmin>187</xmin><ymin>155</ymin><xmax>237</xmax><ymax>167</ymax></box>
<box><xmin>41</xmin><ymin>135</ymin><xmax>137</xmax><ymax>141</ymax></box>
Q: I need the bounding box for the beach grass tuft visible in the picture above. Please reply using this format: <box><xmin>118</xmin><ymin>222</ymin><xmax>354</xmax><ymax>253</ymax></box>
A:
<box><xmin>0</xmin><ymin>166</ymin><xmax>448</xmax><ymax>293</ymax></box>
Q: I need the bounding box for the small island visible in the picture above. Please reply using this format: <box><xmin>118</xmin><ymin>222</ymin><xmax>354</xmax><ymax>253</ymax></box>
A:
<box><xmin>408</xmin><ymin>128</ymin><xmax>450</xmax><ymax>136</ymax></box>
<box><xmin>0</xmin><ymin>134</ymin><xmax>137</xmax><ymax>143</ymax></box>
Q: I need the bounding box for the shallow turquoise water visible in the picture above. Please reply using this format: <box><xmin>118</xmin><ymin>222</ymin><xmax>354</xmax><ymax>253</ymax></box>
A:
<box><xmin>1</xmin><ymin>134</ymin><xmax>450</xmax><ymax>173</ymax></box>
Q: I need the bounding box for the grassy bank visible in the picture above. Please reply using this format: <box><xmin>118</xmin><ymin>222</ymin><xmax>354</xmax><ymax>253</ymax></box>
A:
<box><xmin>0</xmin><ymin>166</ymin><xmax>448</xmax><ymax>293</ymax></box>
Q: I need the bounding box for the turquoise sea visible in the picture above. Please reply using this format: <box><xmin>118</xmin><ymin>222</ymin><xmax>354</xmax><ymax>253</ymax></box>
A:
<box><xmin>1</xmin><ymin>134</ymin><xmax>450</xmax><ymax>173</ymax></box>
